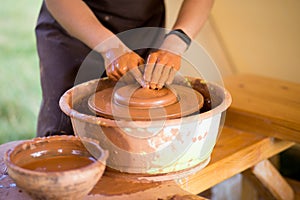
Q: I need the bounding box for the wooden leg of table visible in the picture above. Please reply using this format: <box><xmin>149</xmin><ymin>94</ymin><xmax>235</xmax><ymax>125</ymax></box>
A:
<box><xmin>251</xmin><ymin>159</ymin><xmax>294</xmax><ymax>200</ymax></box>
<box><xmin>243</xmin><ymin>170</ymin><xmax>276</xmax><ymax>200</ymax></box>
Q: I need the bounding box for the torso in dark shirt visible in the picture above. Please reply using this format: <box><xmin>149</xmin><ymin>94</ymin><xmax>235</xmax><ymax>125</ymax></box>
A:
<box><xmin>36</xmin><ymin>0</ymin><xmax>165</xmax><ymax>34</ymax></box>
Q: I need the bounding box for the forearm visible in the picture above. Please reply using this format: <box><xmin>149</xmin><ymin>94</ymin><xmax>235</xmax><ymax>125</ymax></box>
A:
<box><xmin>45</xmin><ymin>0</ymin><xmax>122</xmax><ymax>52</ymax></box>
<box><xmin>172</xmin><ymin>0</ymin><xmax>214</xmax><ymax>39</ymax></box>
<box><xmin>146</xmin><ymin>0</ymin><xmax>214</xmax><ymax>89</ymax></box>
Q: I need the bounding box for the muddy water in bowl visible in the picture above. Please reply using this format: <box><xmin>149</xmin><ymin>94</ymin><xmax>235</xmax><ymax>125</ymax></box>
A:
<box><xmin>4</xmin><ymin>136</ymin><xmax>108</xmax><ymax>200</ymax></box>
<box><xmin>21</xmin><ymin>155</ymin><xmax>96</xmax><ymax>172</ymax></box>
<box><xmin>59</xmin><ymin>77</ymin><xmax>231</xmax><ymax>177</ymax></box>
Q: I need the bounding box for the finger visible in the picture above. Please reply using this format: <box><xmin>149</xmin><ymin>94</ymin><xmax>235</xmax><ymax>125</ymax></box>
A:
<box><xmin>109</xmin><ymin>69</ymin><xmax>120</xmax><ymax>81</ymax></box>
<box><xmin>107</xmin><ymin>60</ymin><xmax>122</xmax><ymax>80</ymax></box>
<box><xmin>128</xmin><ymin>58</ymin><xmax>145</xmax><ymax>87</ymax></box>
<box><xmin>130</xmin><ymin>67</ymin><xmax>144</xmax><ymax>87</ymax></box>
<box><xmin>138</xmin><ymin>62</ymin><xmax>145</xmax><ymax>74</ymax></box>
<box><xmin>149</xmin><ymin>64</ymin><xmax>164</xmax><ymax>89</ymax></box>
<box><xmin>115</xmin><ymin>59</ymin><xmax>127</xmax><ymax>77</ymax></box>
<box><xmin>157</xmin><ymin>66</ymin><xmax>172</xmax><ymax>89</ymax></box>
<box><xmin>106</xmin><ymin>64</ymin><xmax>117</xmax><ymax>81</ymax></box>
<box><xmin>118</xmin><ymin>64</ymin><xmax>128</xmax><ymax>76</ymax></box>
<box><xmin>107</xmin><ymin>72</ymin><xmax>118</xmax><ymax>81</ymax></box>
<box><xmin>138</xmin><ymin>56</ymin><xmax>145</xmax><ymax>66</ymax></box>
<box><xmin>137</xmin><ymin>59</ymin><xmax>146</xmax><ymax>87</ymax></box>
<box><xmin>166</xmin><ymin>68</ymin><xmax>177</xmax><ymax>85</ymax></box>
<box><xmin>111</xmin><ymin>68</ymin><xmax>122</xmax><ymax>80</ymax></box>
<box><xmin>144</xmin><ymin>54</ymin><xmax>157</xmax><ymax>86</ymax></box>
<box><xmin>150</xmin><ymin>56</ymin><xmax>168</xmax><ymax>89</ymax></box>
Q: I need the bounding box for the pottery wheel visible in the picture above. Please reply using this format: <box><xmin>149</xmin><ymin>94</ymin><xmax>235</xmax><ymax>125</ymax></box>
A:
<box><xmin>88</xmin><ymin>84</ymin><xmax>204</xmax><ymax>120</ymax></box>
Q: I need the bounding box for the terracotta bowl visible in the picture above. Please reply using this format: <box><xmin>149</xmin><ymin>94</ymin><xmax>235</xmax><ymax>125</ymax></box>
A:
<box><xmin>59</xmin><ymin>77</ymin><xmax>231</xmax><ymax>175</ymax></box>
<box><xmin>4</xmin><ymin>136</ymin><xmax>108</xmax><ymax>200</ymax></box>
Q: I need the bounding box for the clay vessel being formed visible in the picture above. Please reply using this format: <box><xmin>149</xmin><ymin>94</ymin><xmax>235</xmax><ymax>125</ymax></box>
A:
<box><xmin>88</xmin><ymin>83</ymin><xmax>204</xmax><ymax>120</ymax></box>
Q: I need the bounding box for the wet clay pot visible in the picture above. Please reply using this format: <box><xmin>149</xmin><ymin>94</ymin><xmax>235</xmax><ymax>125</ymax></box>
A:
<box><xmin>59</xmin><ymin>77</ymin><xmax>231</xmax><ymax>174</ymax></box>
<box><xmin>4</xmin><ymin>136</ymin><xmax>108</xmax><ymax>200</ymax></box>
<box><xmin>88</xmin><ymin>83</ymin><xmax>204</xmax><ymax>121</ymax></box>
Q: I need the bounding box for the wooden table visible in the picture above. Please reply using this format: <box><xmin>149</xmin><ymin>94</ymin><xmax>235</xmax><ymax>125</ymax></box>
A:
<box><xmin>225</xmin><ymin>74</ymin><xmax>300</xmax><ymax>143</ymax></box>
<box><xmin>0</xmin><ymin>74</ymin><xmax>298</xmax><ymax>199</ymax></box>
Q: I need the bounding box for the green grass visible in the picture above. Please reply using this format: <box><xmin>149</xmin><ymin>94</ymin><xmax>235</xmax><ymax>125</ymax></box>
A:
<box><xmin>0</xmin><ymin>1</ymin><xmax>43</xmax><ymax>144</ymax></box>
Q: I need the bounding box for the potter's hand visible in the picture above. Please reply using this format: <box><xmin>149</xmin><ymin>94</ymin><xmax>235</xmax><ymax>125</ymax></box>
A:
<box><xmin>103</xmin><ymin>47</ymin><xmax>145</xmax><ymax>86</ymax></box>
<box><xmin>144</xmin><ymin>50</ymin><xmax>180</xmax><ymax>90</ymax></box>
<box><xmin>144</xmin><ymin>30</ymin><xmax>190</xmax><ymax>90</ymax></box>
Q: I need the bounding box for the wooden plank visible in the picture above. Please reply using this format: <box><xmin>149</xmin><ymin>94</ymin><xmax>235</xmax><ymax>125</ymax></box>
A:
<box><xmin>224</xmin><ymin>74</ymin><xmax>300</xmax><ymax>142</ymax></box>
<box><xmin>252</xmin><ymin>160</ymin><xmax>294</xmax><ymax>200</ymax></box>
<box><xmin>176</xmin><ymin>127</ymin><xmax>294</xmax><ymax>194</ymax></box>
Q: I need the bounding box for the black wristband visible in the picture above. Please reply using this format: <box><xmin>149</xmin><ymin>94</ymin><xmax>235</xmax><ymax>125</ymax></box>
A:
<box><xmin>165</xmin><ymin>29</ymin><xmax>192</xmax><ymax>50</ymax></box>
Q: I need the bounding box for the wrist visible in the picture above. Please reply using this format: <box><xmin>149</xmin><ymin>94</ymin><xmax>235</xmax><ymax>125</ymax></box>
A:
<box><xmin>95</xmin><ymin>36</ymin><xmax>130</xmax><ymax>56</ymax></box>
<box><xmin>160</xmin><ymin>34</ymin><xmax>188</xmax><ymax>55</ymax></box>
<box><xmin>95</xmin><ymin>37</ymin><xmax>132</xmax><ymax>65</ymax></box>
<box><xmin>166</xmin><ymin>29</ymin><xmax>191</xmax><ymax>49</ymax></box>
<box><xmin>161</xmin><ymin>29</ymin><xmax>191</xmax><ymax>54</ymax></box>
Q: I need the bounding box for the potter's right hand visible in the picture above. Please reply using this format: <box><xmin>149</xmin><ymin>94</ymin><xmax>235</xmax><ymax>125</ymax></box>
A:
<box><xmin>103</xmin><ymin>47</ymin><xmax>145</xmax><ymax>86</ymax></box>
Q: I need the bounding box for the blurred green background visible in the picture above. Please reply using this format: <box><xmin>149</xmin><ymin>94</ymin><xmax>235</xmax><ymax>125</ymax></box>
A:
<box><xmin>0</xmin><ymin>1</ymin><xmax>43</xmax><ymax>144</ymax></box>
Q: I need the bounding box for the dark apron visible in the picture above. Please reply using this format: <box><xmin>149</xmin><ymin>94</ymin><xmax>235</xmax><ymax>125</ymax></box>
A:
<box><xmin>35</xmin><ymin>0</ymin><xmax>165</xmax><ymax>137</ymax></box>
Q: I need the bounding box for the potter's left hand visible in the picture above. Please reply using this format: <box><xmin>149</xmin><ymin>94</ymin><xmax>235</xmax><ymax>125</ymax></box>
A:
<box><xmin>105</xmin><ymin>50</ymin><xmax>145</xmax><ymax>85</ymax></box>
<box><xmin>144</xmin><ymin>32</ymin><xmax>189</xmax><ymax>90</ymax></box>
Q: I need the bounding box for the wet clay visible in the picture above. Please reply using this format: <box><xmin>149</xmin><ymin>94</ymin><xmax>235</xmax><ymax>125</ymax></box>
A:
<box><xmin>190</xmin><ymin>79</ymin><xmax>212</xmax><ymax>112</ymax></box>
<box><xmin>88</xmin><ymin>84</ymin><xmax>204</xmax><ymax>120</ymax></box>
<box><xmin>21</xmin><ymin>155</ymin><xmax>96</xmax><ymax>172</ymax></box>
<box><xmin>114</xmin><ymin>84</ymin><xmax>178</xmax><ymax>109</ymax></box>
